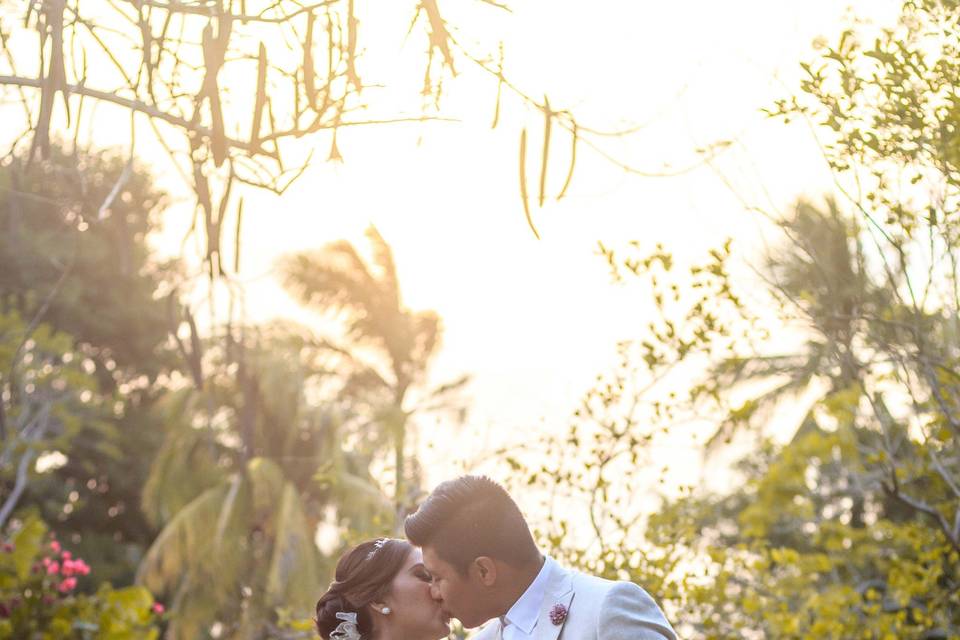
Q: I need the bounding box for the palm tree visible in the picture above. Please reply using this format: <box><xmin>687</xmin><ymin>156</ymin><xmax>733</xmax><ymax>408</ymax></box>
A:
<box><xmin>701</xmin><ymin>198</ymin><xmax>934</xmax><ymax>534</ymax></box>
<box><xmin>137</xmin><ymin>331</ymin><xmax>391</xmax><ymax>638</ymax></box>
<box><xmin>278</xmin><ymin>226</ymin><xmax>467</xmax><ymax>521</ymax></box>
<box><xmin>704</xmin><ymin>198</ymin><xmax>894</xmax><ymax>450</ymax></box>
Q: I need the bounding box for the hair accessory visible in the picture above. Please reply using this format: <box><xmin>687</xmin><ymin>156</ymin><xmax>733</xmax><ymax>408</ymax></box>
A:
<box><xmin>330</xmin><ymin>611</ymin><xmax>360</xmax><ymax>640</ymax></box>
<box><xmin>365</xmin><ymin>537</ymin><xmax>388</xmax><ymax>560</ymax></box>
<box><xmin>549</xmin><ymin>603</ymin><xmax>568</xmax><ymax>626</ymax></box>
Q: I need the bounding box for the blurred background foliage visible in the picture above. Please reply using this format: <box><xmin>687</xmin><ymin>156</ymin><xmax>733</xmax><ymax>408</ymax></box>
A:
<box><xmin>1</xmin><ymin>0</ymin><xmax>959</xmax><ymax>638</ymax></box>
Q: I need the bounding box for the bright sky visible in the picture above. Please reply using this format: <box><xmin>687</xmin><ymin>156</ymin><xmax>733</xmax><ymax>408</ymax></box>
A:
<box><xmin>157</xmin><ymin>0</ymin><xmax>900</xmax><ymax>494</ymax></box>
<box><xmin>5</xmin><ymin>0</ymin><xmax>902</xmax><ymax>503</ymax></box>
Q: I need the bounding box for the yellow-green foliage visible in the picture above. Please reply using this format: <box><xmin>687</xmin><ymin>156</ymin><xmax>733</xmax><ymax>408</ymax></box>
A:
<box><xmin>539</xmin><ymin>429</ymin><xmax>960</xmax><ymax>638</ymax></box>
<box><xmin>137</xmin><ymin>457</ymin><xmax>320</xmax><ymax>638</ymax></box>
<box><xmin>0</xmin><ymin>517</ymin><xmax>161</xmax><ymax>639</ymax></box>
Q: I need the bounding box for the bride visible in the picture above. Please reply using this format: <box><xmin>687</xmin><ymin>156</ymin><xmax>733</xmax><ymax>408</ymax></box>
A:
<box><xmin>315</xmin><ymin>538</ymin><xmax>451</xmax><ymax>640</ymax></box>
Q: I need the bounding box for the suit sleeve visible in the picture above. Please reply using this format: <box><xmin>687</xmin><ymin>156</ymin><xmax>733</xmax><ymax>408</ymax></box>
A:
<box><xmin>597</xmin><ymin>582</ymin><xmax>677</xmax><ymax>640</ymax></box>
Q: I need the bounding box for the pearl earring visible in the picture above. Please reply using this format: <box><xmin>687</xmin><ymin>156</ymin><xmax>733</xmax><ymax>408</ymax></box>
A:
<box><xmin>381</xmin><ymin>607</ymin><xmax>392</xmax><ymax>615</ymax></box>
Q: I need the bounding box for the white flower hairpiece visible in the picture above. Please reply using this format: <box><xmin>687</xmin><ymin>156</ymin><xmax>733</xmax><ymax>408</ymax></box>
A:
<box><xmin>365</xmin><ymin>537</ymin><xmax>388</xmax><ymax>560</ymax></box>
<box><xmin>330</xmin><ymin>611</ymin><xmax>360</xmax><ymax>640</ymax></box>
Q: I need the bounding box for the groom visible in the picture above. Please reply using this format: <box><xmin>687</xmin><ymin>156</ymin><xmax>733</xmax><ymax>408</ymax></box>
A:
<box><xmin>404</xmin><ymin>476</ymin><xmax>676</xmax><ymax>640</ymax></box>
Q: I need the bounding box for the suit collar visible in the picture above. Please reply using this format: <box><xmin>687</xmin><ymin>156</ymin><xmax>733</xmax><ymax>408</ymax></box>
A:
<box><xmin>504</xmin><ymin>556</ymin><xmax>554</xmax><ymax>635</ymax></box>
<box><xmin>543</xmin><ymin>559</ymin><xmax>573</xmax><ymax>599</ymax></box>
<box><xmin>532</xmin><ymin>561</ymin><xmax>575</xmax><ymax>640</ymax></box>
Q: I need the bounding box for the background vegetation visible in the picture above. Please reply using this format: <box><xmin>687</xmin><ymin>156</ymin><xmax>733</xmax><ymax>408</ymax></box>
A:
<box><xmin>1</xmin><ymin>0</ymin><xmax>958</xmax><ymax>638</ymax></box>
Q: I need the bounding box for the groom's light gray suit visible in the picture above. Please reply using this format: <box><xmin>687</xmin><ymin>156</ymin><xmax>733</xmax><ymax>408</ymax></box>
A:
<box><xmin>472</xmin><ymin>557</ymin><xmax>676</xmax><ymax>640</ymax></box>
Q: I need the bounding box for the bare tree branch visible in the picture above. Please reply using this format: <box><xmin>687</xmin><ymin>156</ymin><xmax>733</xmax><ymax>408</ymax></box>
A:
<box><xmin>0</xmin><ymin>404</ymin><xmax>52</xmax><ymax>530</ymax></box>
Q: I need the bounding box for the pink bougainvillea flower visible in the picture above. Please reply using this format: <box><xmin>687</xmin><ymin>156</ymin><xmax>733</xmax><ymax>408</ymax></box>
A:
<box><xmin>152</xmin><ymin>603</ymin><xmax>165</xmax><ymax>615</ymax></box>
<box><xmin>46</xmin><ymin>561</ymin><xmax>60</xmax><ymax>576</ymax></box>
<box><xmin>61</xmin><ymin>551</ymin><xmax>72</xmax><ymax>561</ymax></box>
<box><xmin>58</xmin><ymin>577</ymin><xmax>77</xmax><ymax>593</ymax></box>
<box><xmin>49</xmin><ymin>540</ymin><xmax>61</xmax><ymax>553</ymax></box>
<box><xmin>58</xmin><ymin>556</ymin><xmax>91</xmax><ymax>578</ymax></box>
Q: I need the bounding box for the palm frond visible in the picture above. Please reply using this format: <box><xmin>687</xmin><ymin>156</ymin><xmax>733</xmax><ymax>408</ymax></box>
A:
<box><xmin>165</xmin><ymin>575</ymin><xmax>226</xmax><ymax>639</ymax></box>
<box><xmin>141</xmin><ymin>394</ymin><xmax>225</xmax><ymax>528</ymax></box>
<box><xmin>365</xmin><ymin>225</ymin><xmax>401</xmax><ymax>312</ymax></box>
<box><xmin>341</xmin><ymin>366</ymin><xmax>393</xmax><ymax>401</ymax></box>
<box><xmin>265</xmin><ymin>483</ymin><xmax>321</xmax><ymax>613</ymax></box>
<box><xmin>136</xmin><ymin>476</ymin><xmax>248</xmax><ymax>600</ymax></box>
<box><xmin>704</xmin><ymin>375</ymin><xmax>818</xmax><ymax>456</ymax></box>
<box><xmin>278</xmin><ymin>246</ymin><xmax>380</xmax><ymax>325</ymax></box>
<box><xmin>424</xmin><ymin>374</ymin><xmax>470</xmax><ymax>400</ymax></box>
<box><xmin>711</xmin><ymin>345</ymin><xmax>826</xmax><ymax>389</ymax></box>
<box><xmin>408</xmin><ymin>311</ymin><xmax>441</xmax><ymax>378</ymax></box>
<box><xmin>246</xmin><ymin>457</ymin><xmax>286</xmax><ymax>525</ymax></box>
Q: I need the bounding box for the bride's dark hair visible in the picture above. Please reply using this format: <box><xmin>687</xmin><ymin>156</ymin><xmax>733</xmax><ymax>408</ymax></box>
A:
<box><xmin>315</xmin><ymin>538</ymin><xmax>413</xmax><ymax>639</ymax></box>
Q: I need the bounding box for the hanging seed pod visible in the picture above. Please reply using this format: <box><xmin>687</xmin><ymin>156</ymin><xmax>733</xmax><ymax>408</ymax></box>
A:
<box><xmin>251</xmin><ymin>43</ymin><xmax>267</xmax><ymax>145</ymax></box>
<box><xmin>519</xmin><ymin>128</ymin><xmax>540</xmax><ymax>239</ymax></box>
<box><xmin>557</xmin><ymin>120</ymin><xmax>577</xmax><ymax>201</ymax></box>
<box><xmin>539</xmin><ymin>95</ymin><xmax>552</xmax><ymax>208</ymax></box>
<box><xmin>303</xmin><ymin>12</ymin><xmax>317</xmax><ymax>110</ymax></box>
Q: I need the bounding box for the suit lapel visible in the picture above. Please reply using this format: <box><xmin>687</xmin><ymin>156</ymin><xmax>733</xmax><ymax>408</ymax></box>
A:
<box><xmin>533</xmin><ymin>564</ymin><xmax>575</xmax><ymax>640</ymax></box>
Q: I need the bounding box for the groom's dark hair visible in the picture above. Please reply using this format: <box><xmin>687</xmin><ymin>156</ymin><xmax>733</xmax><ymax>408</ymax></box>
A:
<box><xmin>404</xmin><ymin>475</ymin><xmax>539</xmax><ymax>575</ymax></box>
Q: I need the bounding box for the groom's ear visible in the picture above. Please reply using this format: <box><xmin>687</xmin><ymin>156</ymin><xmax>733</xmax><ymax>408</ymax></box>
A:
<box><xmin>471</xmin><ymin>556</ymin><xmax>498</xmax><ymax>587</ymax></box>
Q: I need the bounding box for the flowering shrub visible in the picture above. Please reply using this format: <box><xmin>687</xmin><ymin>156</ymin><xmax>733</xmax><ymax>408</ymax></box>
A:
<box><xmin>0</xmin><ymin>517</ymin><xmax>162</xmax><ymax>639</ymax></box>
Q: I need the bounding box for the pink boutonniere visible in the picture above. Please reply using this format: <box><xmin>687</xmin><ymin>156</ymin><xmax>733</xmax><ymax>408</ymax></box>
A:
<box><xmin>549</xmin><ymin>603</ymin><xmax>568</xmax><ymax>626</ymax></box>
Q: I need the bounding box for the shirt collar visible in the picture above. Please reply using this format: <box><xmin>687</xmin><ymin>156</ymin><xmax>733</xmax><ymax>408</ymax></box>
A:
<box><xmin>504</xmin><ymin>556</ymin><xmax>554</xmax><ymax>635</ymax></box>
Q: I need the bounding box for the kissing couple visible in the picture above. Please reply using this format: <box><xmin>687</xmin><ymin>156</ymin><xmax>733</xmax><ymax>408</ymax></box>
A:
<box><xmin>314</xmin><ymin>476</ymin><xmax>676</xmax><ymax>640</ymax></box>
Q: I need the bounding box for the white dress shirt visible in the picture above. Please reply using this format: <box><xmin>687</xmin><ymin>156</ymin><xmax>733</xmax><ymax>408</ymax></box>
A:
<box><xmin>502</xmin><ymin>556</ymin><xmax>555</xmax><ymax>640</ymax></box>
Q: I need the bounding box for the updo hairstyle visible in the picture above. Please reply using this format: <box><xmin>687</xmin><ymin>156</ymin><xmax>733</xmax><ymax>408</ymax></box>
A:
<box><xmin>315</xmin><ymin>538</ymin><xmax>413</xmax><ymax>639</ymax></box>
